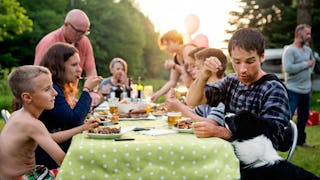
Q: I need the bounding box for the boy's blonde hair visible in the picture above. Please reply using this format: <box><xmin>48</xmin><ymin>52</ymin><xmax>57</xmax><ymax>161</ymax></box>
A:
<box><xmin>8</xmin><ymin>65</ymin><xmax>51</xmax><ymax>104</ymax></box>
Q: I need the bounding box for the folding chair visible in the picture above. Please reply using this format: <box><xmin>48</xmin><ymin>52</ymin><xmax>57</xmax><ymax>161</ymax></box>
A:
<box><xmin>286</xmin><ymin>120</ymin><xmax>298</xmax><ymax>161</ymax></box>
<box><xmin>1</xmin><ymin>109</ymin><xmax>10</xmax><ymax>123</ymax></box>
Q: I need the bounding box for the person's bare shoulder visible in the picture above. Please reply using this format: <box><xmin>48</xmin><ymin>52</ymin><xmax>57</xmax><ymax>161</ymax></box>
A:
<box><xmin>6</xmin><ymin>110</ymin><xmax>48</xmax><ymax>140</ymax></box>
<box><xmin>0</xmin><ymin>110</ymin><xmax>50</xmax><ymax>178</ymax></box>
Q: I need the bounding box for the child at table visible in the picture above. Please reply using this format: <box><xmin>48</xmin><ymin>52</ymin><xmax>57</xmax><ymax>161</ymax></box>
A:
<box><xmin>0</xmin><ymin>65</ymin><xmax>99</xmax><ymax>179</ymax></box>
<box><xmin>165</xmin><ymin>48</ymin><xmax>230</xmax><ymax>139</ymax></box>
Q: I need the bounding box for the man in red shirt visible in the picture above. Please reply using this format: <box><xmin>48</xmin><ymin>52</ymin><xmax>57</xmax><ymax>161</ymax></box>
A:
<box><xmin>34</xmin><ymin>9</ymin><xmax>97</xmax><ymax>77</ymax></box>
<box><xmin>34</xmin><ymin>9</ymin><xmax>101</xmax><ymax>107</ymax></box>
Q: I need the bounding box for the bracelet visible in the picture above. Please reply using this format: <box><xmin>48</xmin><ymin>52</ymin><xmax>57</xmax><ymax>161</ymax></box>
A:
<box><xmin>83</xmin><ymin>87</ymin><xmax>91</xmax><ymax>92</ymax></box>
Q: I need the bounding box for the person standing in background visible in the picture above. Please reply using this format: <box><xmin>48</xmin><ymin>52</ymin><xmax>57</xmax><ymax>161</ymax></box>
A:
<box><xmin>34</xmin><ymin>9</ymin><xmax>101</xmax><ymax>106</ymax></box>
<box><xmin>282</xmin><ymin>24</ymin><xmax>315</xmax><ymax>147</ymax></box>
<box><xmin>34</xmin><ymin>9</ymin><xmax>96</xmax><ymax>77</ymax></box>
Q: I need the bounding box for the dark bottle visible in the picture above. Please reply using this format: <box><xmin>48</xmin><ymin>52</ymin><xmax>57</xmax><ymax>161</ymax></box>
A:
<box><xmin>126</xmin><ymin>77</ymin><xmax>133</xmax><ymax>98</ymax></box>
<box><xmin>115</xmin><ymin>80</ymin><xmax>123</xmax><ymax>100</ymax></box>
<box><xmin>137</xmin><ymin>76</ymin><xmax>144</xmax><ymax>99</ymax></box>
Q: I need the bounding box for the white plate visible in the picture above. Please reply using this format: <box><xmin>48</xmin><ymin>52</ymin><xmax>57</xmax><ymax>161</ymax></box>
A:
<box><xmin>173</xmin><ymin>127</ymin><xmax>193</xmax><ymax>134</ymax></box>
<box><xmin>84</xmin><ymin>126</ymin><xmax>136</xmax><ymax>139</ymax></box>
<box><xmin>119</xmin><ymin>114</ymin><xmax>156</xmax><ymax>121</ymax></box>
<box><xmin>86</xmin><ymin>132</ymin><xmax>122</xmax><ymax>139</ymax></box>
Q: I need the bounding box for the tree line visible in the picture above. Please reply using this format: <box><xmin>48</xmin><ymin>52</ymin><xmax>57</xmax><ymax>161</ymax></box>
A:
<box><xmin>1</xmin><ymin>0</ymin><xmax>319</xmax><ymax>79</ymax></box>
<box><xmin>0</xmin><ymin>0</ymin><xmax>170</xmax><ymax>80</ymax></box>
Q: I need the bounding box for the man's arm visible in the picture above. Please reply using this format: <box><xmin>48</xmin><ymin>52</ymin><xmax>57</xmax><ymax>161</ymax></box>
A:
<box><xmin>185</xmin><ymin>76</ymin><xmax>208</xmax><ymax>106</ymax></box>
<box><xmin>192</xmin><ymin>120</ymin><xmax>231</xmax><ymax>140</ymax></box>
<box><xmin>186</xmin><ymin>56</ymin><xmax>223</xmax><ymax>106</ymax></box>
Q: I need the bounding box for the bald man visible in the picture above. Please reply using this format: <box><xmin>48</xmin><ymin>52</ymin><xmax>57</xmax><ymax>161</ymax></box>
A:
<box><xmin>34</xmin><ymin>9</ymin><xmax>97</xmax><ymax>77</ymax></box>
<box><xmin>34</xmin><ymin>9</ymin><xmax>101</xmax><ymax>107</ymax></box>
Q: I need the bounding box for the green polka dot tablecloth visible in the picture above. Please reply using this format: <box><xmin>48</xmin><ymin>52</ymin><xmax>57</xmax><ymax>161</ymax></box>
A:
<box><xmin>56</xmin><ymin>118</ymin><xmax>240</xmax><ymax>179</ymax></box>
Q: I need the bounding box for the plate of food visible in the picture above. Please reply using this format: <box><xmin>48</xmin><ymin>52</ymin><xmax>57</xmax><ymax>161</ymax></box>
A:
<box><xmin>173</xmin><ymin>118</ymin><xmax>194</xmax><ymax>133</ymax></box>
<box><xmin>85</xmin><ymin>126</ymin><xmax>122</xmax><ymax>139</ymax></box>
<box><xmin>84</xmin><ymin>126</ymin><xmax>135</xmax><ymax>139</ymax></box>
<box><xmin>151</xmin><ymin>103</ymin><xmax>167</xmax><ymax>117</ymax></box>
<box><xmin>118</xmin><ymin>109</ymin><xmax>156</xmax><ymax>121</ymax></box>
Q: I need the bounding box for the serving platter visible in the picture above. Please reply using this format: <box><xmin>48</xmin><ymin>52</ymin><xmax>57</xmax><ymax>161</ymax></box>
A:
<box><xmin>119</xmin><ymin>114</ymin><xmax>156</xmax><ymax>121</ymax></box>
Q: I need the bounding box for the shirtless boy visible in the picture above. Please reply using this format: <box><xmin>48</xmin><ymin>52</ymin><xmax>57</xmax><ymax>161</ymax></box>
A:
<box><xmin>0</xmin><ymin>65</ymin><xmax>98</xmax><ymax>179</ymax></box>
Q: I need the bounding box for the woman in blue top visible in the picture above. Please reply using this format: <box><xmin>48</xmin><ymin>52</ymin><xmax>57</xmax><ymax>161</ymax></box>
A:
<box><xmin>36</xmin><ymin>42</ymin><xmax>103</xmax><ymax>169</ymax></box>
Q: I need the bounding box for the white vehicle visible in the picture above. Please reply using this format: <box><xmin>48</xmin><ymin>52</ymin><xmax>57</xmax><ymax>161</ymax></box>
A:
<box><xmin>262</xmin><ymin>48</ymin><xmax>320</xmax><ymax>91</ymax></box>
<box><xmin>262</xmin><ymin>48</ymin><xmax>284</xmax><ymax>81</ymax></box>
<box><xmin>261</xmin><ymin>48</ymin><xmax>320</xmax><ymax>81</ymax></box>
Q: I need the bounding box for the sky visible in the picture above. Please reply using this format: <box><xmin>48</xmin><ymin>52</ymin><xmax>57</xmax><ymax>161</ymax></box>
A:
<box><xmin>135</xmin><ymin>0</ymin><xmax>240</xmax><ymax>49</ymax></box>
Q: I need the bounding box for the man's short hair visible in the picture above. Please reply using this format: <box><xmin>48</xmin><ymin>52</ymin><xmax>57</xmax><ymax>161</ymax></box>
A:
<box><xmin>8</xmin><ymin>65</ymin><xmax>51</xmax><ymax>103</ymax></box>
<box><xmin>295</xmin><ymin>24</ymin><xmax>311</xmax><ymax>37</ymax></box>
<box><xmin>228</xmin><ymin>28</ymin><xmax>265</xmax><ymax>57</ymax></box>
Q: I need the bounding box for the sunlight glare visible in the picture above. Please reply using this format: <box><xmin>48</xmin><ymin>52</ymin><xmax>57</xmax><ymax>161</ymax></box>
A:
<box><xmin>136</xmin><ymin>0</ymin><xmax>240</xmax><ymax>49</ymax></box>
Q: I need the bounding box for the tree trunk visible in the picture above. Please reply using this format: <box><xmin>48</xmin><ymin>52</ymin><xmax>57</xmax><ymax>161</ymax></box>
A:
<box><xmin>297</xmin><ymin>0</ymin><xmax>312</xmax><ymax>25</ymax></box>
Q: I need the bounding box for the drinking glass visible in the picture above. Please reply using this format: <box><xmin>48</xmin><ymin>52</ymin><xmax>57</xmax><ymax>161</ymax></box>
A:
<box><xmin>108</xmin><ymin>97</ymin><xmax>119</xmax><ymax>115</ymax></box>
<box><xmin>167</xmin><ymin>112</ymin><xmax>182</xmax><ymax>129</ymax></box>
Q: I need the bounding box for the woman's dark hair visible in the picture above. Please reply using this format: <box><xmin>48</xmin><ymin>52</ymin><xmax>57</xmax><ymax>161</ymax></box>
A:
<box><xmin>40</xmin><ymin>42</ymin><xmax>78</xmax><ymax>87</ymax></box>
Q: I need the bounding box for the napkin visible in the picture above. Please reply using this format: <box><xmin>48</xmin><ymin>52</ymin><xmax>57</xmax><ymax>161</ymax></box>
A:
<box><xmin>137</xmin><ymin>129</ymin><xmax>177</xmax><ymax>136</ymax></box>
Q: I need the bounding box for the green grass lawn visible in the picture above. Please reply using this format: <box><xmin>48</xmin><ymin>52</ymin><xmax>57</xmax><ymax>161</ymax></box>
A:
<box><xmin>1</xmin><ymin>90</ymin><xmax>320</xmax><ymax>176</ymax></box>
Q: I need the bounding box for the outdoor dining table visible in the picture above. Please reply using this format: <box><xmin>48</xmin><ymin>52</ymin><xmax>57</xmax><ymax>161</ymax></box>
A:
<box><xmin>56</xmin><ymin>115</ymin><xmax>240</xmax><ymax>179</ymax></box>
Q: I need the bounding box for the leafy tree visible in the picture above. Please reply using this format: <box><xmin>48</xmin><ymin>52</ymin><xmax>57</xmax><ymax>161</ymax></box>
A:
<box><xmin>297</xmin><ymin>0</ymin><xmax>312</xmax><ymax>25</ymax></box>
<box><xmin>76</xmin><ymin>0</ymin><xmax>169</xmax><ymax>79</ymax></box>
<box><xmin>0</xmin><ymin>0</ymin><xmax>32</xmax><ymax>41</ymax></box>
<box><xmin>0</xmin><ymin>0</ymin><xmax>33</xmax><ymax>67</ymax></box>
<box><xmin>0</xmin><ymin>0</ymin><xmax>169</xmax><ymax>80</ymax></box>
<box><xmin>228</xmin><ymin>0</ymin><xmax>319</xmax><ymax>50</ymax></box>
